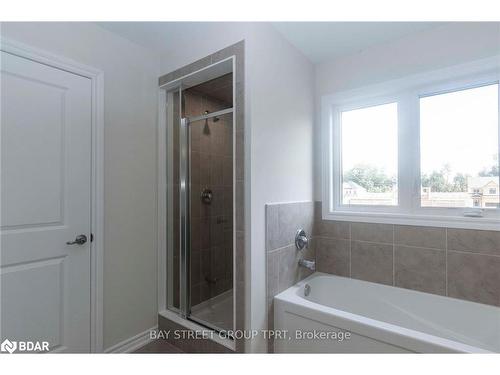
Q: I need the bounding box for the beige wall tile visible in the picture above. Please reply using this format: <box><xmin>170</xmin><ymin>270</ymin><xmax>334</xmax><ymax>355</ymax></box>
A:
<box><xmin>277</xmin><ymin>202</ymin><xmax>314</xmax><ymax>250</ymax></box>
<box><xmin>351</xmin><ymin>241</ymin><xmax>393</xmax><ymax>285</ymax></box>
<box><xmin>266</xmin><ymin>201</ymin><xmax>315</xmax><ymax>251</ymax></box>
<box><xmin>352</xmin><ymin>222</ymin><xmax>393</xmax><ymax>244</ymax></box>
<box><xmin>447</xmin><ymin>228</ymin><xmax>500</xmax><ymax>256</ymax></box>
<box><xmin>278</xmin><ymin>244</ymin><xmax>314</xmax><ymax>292</ymax></box>
<box><xmin>315</xmin><ymin>237</ymin><xmax>350</xmax><ymax>276</ymax></box>
<box><xmin>222</xmin><ymin>156</ymin><xmax>233</xmax><ymax>186</ymax></box>
<box><xmin>395</xmin><ymin>246</ymin><xmax>446</xmax><ymax>295</ymax></box>
<box><xmin>210</xmin><ymin>155</ymin><xmax>224</xmax><ymax>186</ymax></box>
<box><xmin>314</xmin><ymin>219</ymin><xmax>350</xmax><ymax>239</ymax></box>
<box><xmin>266</xmin><ymin>250</ymin><xmax>280</xmax><ymax>298</ymax></box>
<box><xmin>265</xmin><ymin>204</ymin><xmax>280</xmax><ymax>251</ymax></box>
<box><xmin>447</xmin><ymin>251</ymin><xmax>500</xmax><ymax>306</ymax></box>
<box><xmin>158</xmin><ymin>55</ymin><xmax>212</xmax><ymax>86</ymax></box>
<box><xmin>395</xmin><ymin>225</ymin><xmax>446</xmax><ymax>249</ymax></box>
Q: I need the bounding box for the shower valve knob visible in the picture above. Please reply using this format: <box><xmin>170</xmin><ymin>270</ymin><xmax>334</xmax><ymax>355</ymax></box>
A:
<box><xmin>201</xmin><ymin>188</ymin><xmax>213</xmax><ymax>204</ymax></box>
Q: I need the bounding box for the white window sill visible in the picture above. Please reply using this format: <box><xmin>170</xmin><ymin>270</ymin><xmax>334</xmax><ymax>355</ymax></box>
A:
<box><xmin>324</xmin><ymin>210</ymin><xmax>500</xmax><ymax>231</ymax></box>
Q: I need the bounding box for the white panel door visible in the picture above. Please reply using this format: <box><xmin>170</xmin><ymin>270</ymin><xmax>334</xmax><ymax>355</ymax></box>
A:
<box><xmin>1</xmin><ymin>51</ymin><xmax>92</xmax><ymax>353</ymax></box>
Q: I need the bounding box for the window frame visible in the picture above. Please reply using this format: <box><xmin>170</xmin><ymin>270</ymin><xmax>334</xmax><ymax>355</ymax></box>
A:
<box><xmin>321</xmin><ymin>56</ymin><xmax>500</xmax><ymax>230</ymax></box>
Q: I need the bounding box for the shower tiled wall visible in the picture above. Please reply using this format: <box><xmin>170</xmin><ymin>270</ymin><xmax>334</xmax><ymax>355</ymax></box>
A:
<box><xmin>184</xmin><ymin>88</ymin><xmax>234</xmax><ymax>306</ymax></box>
<box><xmin>265</xmin><ymin>200</ymin><xmax>500</xmax><ymax>352</ymax></box>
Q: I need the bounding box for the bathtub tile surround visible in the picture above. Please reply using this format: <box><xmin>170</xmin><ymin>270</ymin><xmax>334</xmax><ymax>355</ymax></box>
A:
<box><xmin>350</xmin><ymin>241</ymin><xmax>394</xmax><ymax>286</ymax></box>
<box><xmin>447</xmin><ymin>251</ymin><xmax>500</xmax><ymax>306</ymax></box>
<box><xmin>447</xmin><ymin>228</ymin><xmax>500</xmax><ymax>256</ymax></box>
<box><xmin>394</xmin><ymin>246</ymin><xmax>446</xmax><ymax>295</ymax></box>
<box><xmin>351</xmin><ymin>222</ymin><xmax>393</xmax><ymax>243</ymax></box>
<box><xmin>395</xmin><ymin>225</ymin><xmax>446</xmax><ymax>249</ymax></box>
<box><xmin>266</xmin><ymin>202</ymin><xmax>314</xmax><ymax>251</ymax></box>
<box><xmin>265</xmin><ymin>203</ymin><xmax>500</xmax><ymax>352</ymax></box>
<box><xmin>266</xmin><ymin>249</ymin><xmax>280</xmax><ymax>299</ymax></box>
<box><xmin>313</xmin><ymin>202</ymin><xmax>500</xmax><ymax>307</ymax></box>
<box><xmin>315</xmin><ymin>238</ymin><xmax>349</xmax><ymax>276</ymax></box>
<box><xmin>278</xmin><ymin>243</ymin><xmax>315</xmax><ymax>291</ymax></box>
<box><xmin>265</xmin><ymin>201</ymin><xmax>315</xmax><ymax>352</ymax></box>
<box><xmin>314</xmin><ymin>217</ymin><xmax>350</xmax><ymax>239</ymax></box>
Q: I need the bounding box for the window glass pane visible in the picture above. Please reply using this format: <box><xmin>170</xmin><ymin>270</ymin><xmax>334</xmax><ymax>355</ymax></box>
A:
<box><xmin>420</xmin><ymin>84</ymin><xmax>499</xmax><ymax>209</ymax></box>
<box><xmin>341</xmin><ymin>102</ymin><xmax>398</xmax><ymax>206</ymax></box>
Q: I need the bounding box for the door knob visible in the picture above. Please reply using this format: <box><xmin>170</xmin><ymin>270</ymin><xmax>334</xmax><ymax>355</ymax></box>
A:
<box><xmin>66</xmin><ymin>234</ymin><xmax>87</xmax><ymax>245</ymax></box>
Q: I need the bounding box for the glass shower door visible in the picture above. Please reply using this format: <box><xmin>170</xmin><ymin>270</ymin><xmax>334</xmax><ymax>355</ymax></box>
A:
<box><xmin>166</xmin><ymin>72</ymin><xmax>235</xmax><ymax>335</ymax></box>
<box><xmin>187</xmin><ymin>112</ymin><xmax>233</xmax><ymax>332</ymax></box>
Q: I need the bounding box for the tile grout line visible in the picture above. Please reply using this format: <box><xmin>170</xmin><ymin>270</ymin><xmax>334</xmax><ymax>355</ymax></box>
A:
<box><xmin>346</xmin><ymin>238</ymin><xmax>395</xmax><ymax>246</ymax></box>
<box><xmin>315</xmin><ymin>235</ymin><xmax>351</xmax><ymax>241</ymax></box>
<box><xmin>445</xmin><ymin>248</ymin><xmax>500</xmax><ymax>258</ymax></box>
<box><xmin>393</xmin><ymin>244</ymin><xmax>446</xmax><ymax>252</ymax></box>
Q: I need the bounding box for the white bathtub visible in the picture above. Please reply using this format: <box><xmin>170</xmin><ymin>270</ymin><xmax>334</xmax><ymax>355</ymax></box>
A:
<box><xmin>274</xmin><ymin>272</ymin><xmax>500</xmax><ymax>353</ymax></box>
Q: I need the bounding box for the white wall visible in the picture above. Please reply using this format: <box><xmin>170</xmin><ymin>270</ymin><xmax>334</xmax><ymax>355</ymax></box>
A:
<box><xmin>246</xmin><ymin>24</ymin><xmax>315</xmax><ymax>352</ymax></box>
<box><xmin>158</xmin><ymin>23</ymin><xmax>315</xmax><ymax>352</ymax></box>
<box><xmin>1</xmin><ymin>22</ymin><xmax>160</xmax><ymax>350</ymax></box>
<box><xmin>314</xmin><ymin>22</ymin><xmax>500</xmax><ymax>199</ymax></box>
<box><xmin>159</xmin><ymin>23</ymin><xmax>255</xmax><ymax>73</ymax></box>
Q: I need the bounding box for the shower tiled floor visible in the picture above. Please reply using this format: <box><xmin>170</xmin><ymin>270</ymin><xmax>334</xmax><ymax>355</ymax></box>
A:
<box><xmin>134</xmin><ymin>290</ymin><xmax>233</xmax><ymax>353</ymax></box>
<box><xmin>190</xmin><ymin>289</ymin><xmax>233</xmax><ymax>332</ymax></box>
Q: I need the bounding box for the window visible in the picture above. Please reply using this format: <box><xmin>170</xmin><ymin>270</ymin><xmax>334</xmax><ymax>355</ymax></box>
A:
<box><xmin>341</xmin><ymin>103</ymin><xmax>398</xmax><ymax>206</ymax></box>
<box><xmin>420</xmin><ymin>85</ymin><xmax>499</xmax><ymax>209</ymax></box>
<box><xmin>324</xmin><ymin>60</ymin><xmax>500</xmax><ymax>229</ymax></box>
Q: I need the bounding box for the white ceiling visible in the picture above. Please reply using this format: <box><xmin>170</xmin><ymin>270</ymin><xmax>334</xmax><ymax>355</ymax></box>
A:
<box><xmin>271</xmin><ymin>22</ymin><xmax>443</xmax><ymax>63</ymax></box>
<box><xmin>97</xmin><ymin>22</ymin><xmax>444</xmax><ymax>65</ymax></box>
<box><xmin>97</xmin><ymin>22</ymin><xmax>201</xmax><ymax>53</ymax></box>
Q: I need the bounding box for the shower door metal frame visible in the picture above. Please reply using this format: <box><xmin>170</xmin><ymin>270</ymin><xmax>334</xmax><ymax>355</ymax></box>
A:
<box><xmin>179</xmin><ymin>116</ymin><xmax>190</xmax><ymax>318</ymax></box>
<box><xmin>179</xmin><ymin>107</ymin><xmax>234</xmax><ymax>330</ymax></box>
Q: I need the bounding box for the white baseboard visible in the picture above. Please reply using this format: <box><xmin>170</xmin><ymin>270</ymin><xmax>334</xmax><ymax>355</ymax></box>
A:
<box><xmin>104</xmin><ymin>326</ymin><xmax>158</xmax><ymax>353</ymax></box>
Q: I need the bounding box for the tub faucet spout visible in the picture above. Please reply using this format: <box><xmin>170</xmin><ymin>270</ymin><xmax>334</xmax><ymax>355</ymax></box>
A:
<box><xmin>298</xmin><ymin>259</ymin><xmax>316</xmax><ymax>272</ymax></box>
